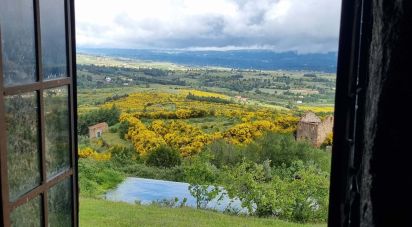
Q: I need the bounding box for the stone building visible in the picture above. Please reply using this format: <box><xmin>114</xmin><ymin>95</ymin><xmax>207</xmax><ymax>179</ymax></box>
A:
<box><xmin>296</xmin><ymin>112</ymin><xmax>333</xmax><ymax>147</ymax></box>
<box><xmin>88</xmin><ymin>122</ymin><xmax>109</xmax><ymax>139</ymax></box>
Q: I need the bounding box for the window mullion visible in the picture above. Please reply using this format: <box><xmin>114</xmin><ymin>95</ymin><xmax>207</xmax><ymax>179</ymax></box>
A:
<box><xmin>34</xmin><ymin>0</ymin><xmax>43</xmax><ymax>84</ymax></box>
<box><xmin>33</xmin><ymin>0</ymin><xmax>48</xmax><ymax>225</ymax></box>
<box><xmin>0</xmin><ymin>24</ymin><xmax>12</xmax><ymax>227</ymax></box>
<box><xmin>66</xmin><ymin>0</ymin><xmax>79</xmax><ymax>226</ymax></box>
<box><xmin>39</xmin><ymin>89</ymin><xmax>48</xmax><ymax>227</ymax></box>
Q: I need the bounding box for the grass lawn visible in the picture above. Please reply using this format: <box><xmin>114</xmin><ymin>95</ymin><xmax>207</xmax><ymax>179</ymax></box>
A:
<box><xmin>101</xmin><ymin>132</ymin><xmax>133</xmax><ymax>147</ymax></box>
<box><xmin>80</xmin><ymin>198</ymin><xmax>326</xmax><ymax>227</ymax></box>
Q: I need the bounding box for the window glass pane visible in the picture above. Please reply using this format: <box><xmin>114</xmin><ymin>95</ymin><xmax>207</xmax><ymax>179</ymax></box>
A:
<box><xmin>5</xmin><ymin>92</ymin><xmax>41</xmax><ymax>201</ymax></box>
<box><xmin>48</xmin><ymin>178</ymin><xmax>73</xmax><ymax>226</ymax></box>
<box><xmin>44</xmin><ymin>86</ymin><xmax>70</xmax><ymax>178</ymax></box>
<box><xmin>0</xmin><ymin>0</ymin><xmax>37</xmax><ymax>86</ymax></box>
<box><xmin>10</xmin><ymin>195</ymin><xmax>42</xmax><ymax>227</ymax></box>
<box><xmin>40</xmin><ymin>0</ymin><xmax>67</xmax><ymax>80</ymax></box>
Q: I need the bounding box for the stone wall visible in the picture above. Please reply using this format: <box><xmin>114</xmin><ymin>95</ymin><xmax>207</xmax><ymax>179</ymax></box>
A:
<box><xmin>296</xmin><ymin>115</ymin><xmax>334</xmax><ymax>147</ymax></box>
<box><xmin>296</xmin><ymin>122</ymin><xmax>319</xmax><ymax>146</ymax></box>
<box><xmin>315</xmin><ymin>116</ymin><xmax>334</xmax><ymax>147</ymax></box>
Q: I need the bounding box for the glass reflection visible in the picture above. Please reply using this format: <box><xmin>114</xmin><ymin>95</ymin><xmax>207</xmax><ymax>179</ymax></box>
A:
<box><xmin>44</xmin><ymin>86</ymin><xmax>70</xmax><ymax>178</ymax></box>
<box><xmin>40</xmin><ymin>0</ymin><xmax>67</xmax><ymax>80</ymax></box>
<box><xmin>10</xmin><ymin>196</ymin><xmax>42</xmax><ymax>227</ymax></box>
<box><xmin>5</xmin><ymin>92</ymin><xmax>41</xmax><ymax>201</ymax></box>
<box><xmin>48</xmin><ymin>178</ymin><xmax>73</xmax><ymax>226</ymax></box>
<box><xmin>0</xmin><ymin>0</ymin><xmax>37</xmax><ymax>86</ymax></box>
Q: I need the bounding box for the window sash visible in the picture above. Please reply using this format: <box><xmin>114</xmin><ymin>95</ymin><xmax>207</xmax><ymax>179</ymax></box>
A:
<box><xmin>0</xmin><ymin>0</ymin><xmax>78</xmax><ymax>226</ymax></box>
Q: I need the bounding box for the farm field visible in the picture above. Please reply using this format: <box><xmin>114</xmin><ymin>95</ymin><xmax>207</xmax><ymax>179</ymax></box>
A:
<box><xmin>77</xmin><ymin>54</ymin><xmax>335</xmax><ymax>111</ymax></box>
<box><xmin>77</xmin><ymin>54</ymin><xmax>334</xmax><ymax>225</ymax></box>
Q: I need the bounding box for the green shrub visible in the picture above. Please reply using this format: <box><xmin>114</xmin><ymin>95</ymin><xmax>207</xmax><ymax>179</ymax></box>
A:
<box><xmin>78</xmin><ymin>135</ymin><xmax>91</xmax><ymax>149</ymax></box>
<box><xmin>204</xmin><ymin>140</ymin><xmax>242</xmax><ymax>168</ymax></box>
<box><xmin>183</xmin><ymin>155</ymin><xmax>222</xmax><ymax>209</ymax></box>
<box><xmin>109</xmin><ymin>123</ymin><xmax>121</xmax><ymax>133</ymax></box>
<box><xmin>146</xmin><ymin>145</ymin><xmax>182</xmax><ymax>168</ymax></box>
<box><xmin>243</xmin><ymin>132</ymin><xmax>331</xmax><ymax>172</ymax></box>
<box><xmin>78</xmin><ymin>158</ymin><xmax>124</xmax><ymax>197</ymax></box>
<box><xmin>222</xmin><ymin>160</ymin><xmax>329</xmax><ymax>223</ymax></box>
<box><xmin>109</xmin><ymin>145</ymin><xmax>140</xmax><ymax>166</ymax></box>
<box><xmin>183</xmin><ymin>154</ymin><xmax>219</xmax><ymax>185</ymax></box>
<box><xmin>118</xmin><ymin>121</ymin><xmax>130</xmax><ymax>139</ymax></box>
<box><xmin>204</xmin><ymin>133</ymin><xmax>330</xmax><ymax>172</ymax></box>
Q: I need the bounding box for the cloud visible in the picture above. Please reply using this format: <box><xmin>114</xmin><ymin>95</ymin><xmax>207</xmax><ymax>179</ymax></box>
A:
<box><xmin>75</xmin><ymin>0</ymin><xmax>342</xmax><ymax>53</ymax></box>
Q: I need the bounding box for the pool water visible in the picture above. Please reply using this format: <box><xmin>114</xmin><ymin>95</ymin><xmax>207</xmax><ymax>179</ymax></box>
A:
<box><xmin>105</xmin><ymin>177</ymin><xmax>246</xmax><ymax>212</ymax></box>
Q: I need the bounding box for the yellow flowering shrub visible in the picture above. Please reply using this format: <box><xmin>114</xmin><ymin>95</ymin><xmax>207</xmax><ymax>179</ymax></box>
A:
<box><xmin>150</xmin><ymin>120</ymin><xmax>215</xmax><ymax>156</ymax></box>
<box><xmin>111</xmin><ymin>91</ymin><xmax>302</xmax><ymax>156</ymax></box>
<box><xmin>120</xmin><ymin>113</ymin><xmax>166</xmax><ymax>156</ymax></box>
<box><xmin>297</xmin><ymin>105</ymin><xmax>334</xmax><ymax>113</ymax></box>
<box><xmin>78</xmin><ymin>147</ymin><xmax>111</xmax><ymax>161</ymax></box>
<box><xmin>224</xmin><ymin>120</ymin><xmax>283</xmax><ymax>145</ymax></box>
<box><xmin>79</xmin><ymin>147</ymin><xmax>95</xmax><ymax>158</ymax></box>
<box><xmin>321</xmin><ymin>132</ymin><xmax>334</xmax><ymax>147</ymax></box>
<box><xmin>91</xmin><ymin>152</ymin><xmax>111</xmax><ymax>161</ymax></box>
<box><xmin>179</xmin><ymin>89</ymin><xmax>230</xmax><ymax>99</ymax></box>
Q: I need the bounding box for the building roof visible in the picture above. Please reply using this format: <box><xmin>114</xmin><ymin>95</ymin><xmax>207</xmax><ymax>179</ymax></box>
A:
<box><xmin>88</xmin><ymin>122</ymin><xmax>108</xmax><ymax>129</ymax></box>
<box><xmin>299</xmin><ymin>112</ymin><xmax>321</xmax><ymax>123</ymax></box>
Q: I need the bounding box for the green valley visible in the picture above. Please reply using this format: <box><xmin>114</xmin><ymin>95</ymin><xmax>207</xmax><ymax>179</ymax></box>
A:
<box><xmin>76</xmin><ymin>53</ymin><xmax>335</xmax><ymax>225</ymax></box>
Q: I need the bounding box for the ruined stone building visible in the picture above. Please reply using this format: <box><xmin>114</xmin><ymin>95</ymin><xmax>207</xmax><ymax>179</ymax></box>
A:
<box><xmin>88</xmin><ymin>122</ymin><xmax>109</xmax><ymax>139</ymax></box>
<box><xmin>296</xmin><ymin>112</ymin><xmax>333</xmax><ymax>147</ymax></box>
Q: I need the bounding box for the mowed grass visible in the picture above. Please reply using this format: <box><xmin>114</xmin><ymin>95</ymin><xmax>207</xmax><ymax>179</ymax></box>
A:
<box><xmin>80</xmin><ymin>198</ymin><xmax>326</xmax><ymax>227</ymax></box>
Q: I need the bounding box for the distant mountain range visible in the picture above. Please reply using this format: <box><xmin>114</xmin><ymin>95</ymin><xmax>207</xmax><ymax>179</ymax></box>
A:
<box><xmin>78</xmin><ymin>48</ymin><xmax>338</xmax><ymax>73</ymax></box>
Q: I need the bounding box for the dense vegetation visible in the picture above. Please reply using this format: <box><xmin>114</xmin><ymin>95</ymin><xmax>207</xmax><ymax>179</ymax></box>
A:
<box><xmin>77</xmin><ymin>54</ymin><xmax>334</xmax><ymax>224</ymax></box>
<box><xmin>186</xmin><ymin>92</ymin><xmax>233</xmax><ymax>104</ymax></box>
<box><xmin>79</xmin><ymin>132</ymin><xmax>330</xmax><ymax>223</ymax></box>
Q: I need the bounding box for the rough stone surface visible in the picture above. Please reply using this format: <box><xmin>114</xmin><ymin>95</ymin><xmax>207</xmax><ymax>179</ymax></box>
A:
<box><xmin>358</xmin><ymin>1</ymin><xmax>412</xmax><ymax>226</ymax></box>
<box><xmin>296</xmin><ymin>112</ymin><xmax>333</xmax><ymax>147</ymax></box>
<box><xmin>300</xmin><ymin>112</ymin><xmax>321</xmax><ymax>123</ymax></box>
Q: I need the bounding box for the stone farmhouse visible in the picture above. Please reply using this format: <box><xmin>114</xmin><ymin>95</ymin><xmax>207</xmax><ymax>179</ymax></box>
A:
<box><xmin>296</xmin><ymin>112</ymin><xmax>333</xmax><ymax>147</ymax></box>
<box><xmin>88</xmin><ymin>122</ymin><xmax>109</xmax><ymax>139</ymax></box>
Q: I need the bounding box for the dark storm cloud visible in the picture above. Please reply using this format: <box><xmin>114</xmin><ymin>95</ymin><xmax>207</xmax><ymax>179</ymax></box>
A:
<box><xmin>76</xmin><ymin>0</ymin><xmax>342</xmax><ymax>53</ymax></box>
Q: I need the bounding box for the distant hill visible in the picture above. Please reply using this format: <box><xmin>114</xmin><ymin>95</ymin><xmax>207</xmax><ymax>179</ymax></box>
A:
<box><xmin>78</xmin><ymin>48</ymin><xmax>338</xmax><ymax>73</ymax></box>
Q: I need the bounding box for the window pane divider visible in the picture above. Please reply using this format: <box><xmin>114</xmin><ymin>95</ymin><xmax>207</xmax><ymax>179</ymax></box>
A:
<box><xmin>39</xmin><ymin>88</ymin><xmax>48</xmax><ymax>227</ymax></box>
<box><xmin>33</xmin><ymin>0</ymin><xmax>49</xmax><ymax>224</ymax></box>
<box><xmin>3</xmin><ymin>78</ymin><xmax>72</xmax><ymax>96</ymax></box>
<box><xmin>0</xmin><ymin>23</ymin><xmax>12</xmax><ymax>227</ymax></box>
<box><xmin>9</xmin><ymin>169</ymin><xmax>73</xmax><ymax>211</ymax></box>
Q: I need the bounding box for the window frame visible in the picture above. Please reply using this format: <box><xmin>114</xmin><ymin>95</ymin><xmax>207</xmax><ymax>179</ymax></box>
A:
<box><xmin>0</xmin><ymin>0</ymin><xmax>372</xmax><ymax>225</ymax></box>
<box><xmin>328</xmin><ymin>0</ymin><xmax>371</xmax><ymax>226</ymax></box>
<box><xmin>0</xmin><ymin>0</ymin><xmax>78</xmax><ymax>226</ymax></box>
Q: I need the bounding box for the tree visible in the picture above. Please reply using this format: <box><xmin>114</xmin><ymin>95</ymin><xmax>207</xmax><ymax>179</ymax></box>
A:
<box><xmin>223</xmin><ymin>160</ymin><xmax>330</xmax><ymax>222</ymax></box>
<box><xmin>184</xmin><ymin>155</ymin><xmax>221</xmax><ymax>209</ymax></box>
<box><xmin>146</xmin><ymin>145</ymin><xmax>181</xmax><ymax>168</ymax></box>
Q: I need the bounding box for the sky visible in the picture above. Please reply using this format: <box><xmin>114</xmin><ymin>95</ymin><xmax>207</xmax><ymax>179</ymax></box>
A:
<box><xmin>76</xmin><ymin>0</ymin><xmax>342</xmax><ymax>53</ymax></box>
